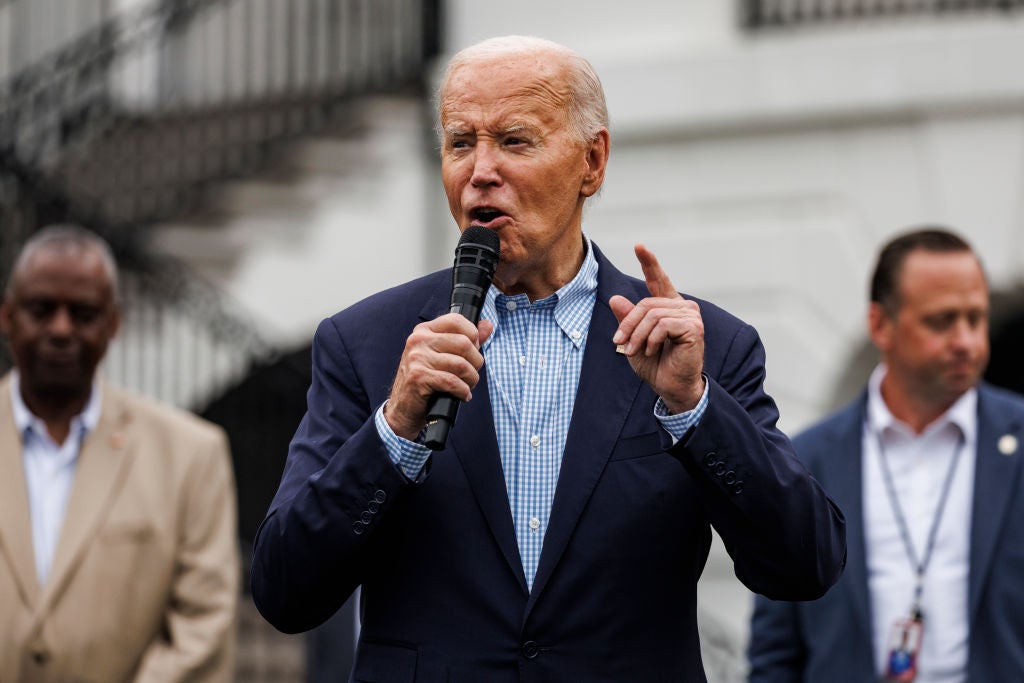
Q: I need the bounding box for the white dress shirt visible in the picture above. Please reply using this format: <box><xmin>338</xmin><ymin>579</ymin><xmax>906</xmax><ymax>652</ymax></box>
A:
<box><xmin>11</xmin><ymin>370</ymin><xmax>101</xmax><ymax>585</ymax></box>
<box><xmin>864</xmin><ymin>364</ymin><xmax>976</xmax><ymax>683</ymax></box>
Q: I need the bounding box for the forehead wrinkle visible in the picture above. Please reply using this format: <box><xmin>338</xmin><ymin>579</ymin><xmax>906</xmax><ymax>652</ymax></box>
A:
<box><xmin>441</xmin><ymin>57</ymin><xmax>573</xmax><ymax>125</ymax></box>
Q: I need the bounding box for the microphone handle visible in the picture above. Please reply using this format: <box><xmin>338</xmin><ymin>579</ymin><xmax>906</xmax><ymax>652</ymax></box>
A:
<box><xmin>421</xmin><ymin>299</ymin><xmax>484</xmax><ymax>450</ymax></box>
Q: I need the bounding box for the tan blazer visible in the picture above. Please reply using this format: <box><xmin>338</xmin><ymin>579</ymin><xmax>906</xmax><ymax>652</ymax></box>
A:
<box><xmin>0</xmin><ymin>374</ymin><xmax>240</xmax><ymax>683</ymax></box>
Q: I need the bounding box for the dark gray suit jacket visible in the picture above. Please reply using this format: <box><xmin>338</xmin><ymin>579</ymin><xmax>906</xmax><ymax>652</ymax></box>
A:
<box><xmin>749</xmin><ymin>382</ymin><xmax>1024</xmax><ymax>682</ymax></box>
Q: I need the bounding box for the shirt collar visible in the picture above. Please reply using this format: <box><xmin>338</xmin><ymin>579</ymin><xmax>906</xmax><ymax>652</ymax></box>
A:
<box><xmin>483</xmin><ymin>235</ymin><xmax>599</xmax><ymax>350</ymax></box>
<box><xmin>10</xmin><ymin>369</ymin><xmax>103</xmax><ymax>440</ymax></box>
<box><xmin>867</xmin><ymin>363</ymin><xmax>977</xmax><ymax>443</ymax></box>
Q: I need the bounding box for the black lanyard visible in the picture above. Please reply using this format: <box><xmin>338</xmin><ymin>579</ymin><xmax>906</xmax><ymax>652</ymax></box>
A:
<box><xmin>873</xmin><ymin>425</ymin><xmax>966</xmax><ymax>617</ymax></box>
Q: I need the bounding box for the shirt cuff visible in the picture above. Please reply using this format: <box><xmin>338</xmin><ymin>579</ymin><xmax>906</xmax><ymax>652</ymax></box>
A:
<box><xmin>654</xmin><ymin>376</ymin><xmax>710</xmax><ymax>443</ymax></box>
<box><xmin>374</xmin><ymin>402</ymin><xmax>431</xmax><ymax>480</ymax></box>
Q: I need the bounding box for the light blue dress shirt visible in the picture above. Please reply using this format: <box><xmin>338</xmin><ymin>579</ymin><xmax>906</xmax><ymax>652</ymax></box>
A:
<box><xmin>376</xmin><ymin>238</ymin><xmax>708</xmax><ymax>589</ymax></box>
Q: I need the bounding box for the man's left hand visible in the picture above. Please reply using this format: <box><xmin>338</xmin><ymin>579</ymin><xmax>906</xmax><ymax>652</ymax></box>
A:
<box><xmin>609</xmin><ymin>243</ymin><xmax>705</xmax><ymax>414</ymax></box>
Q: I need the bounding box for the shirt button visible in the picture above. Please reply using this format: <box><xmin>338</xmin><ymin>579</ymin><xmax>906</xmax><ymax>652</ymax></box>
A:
<box><xmin>571</xmin><ymin>330</ymin><xmax>581</xmax><ymax>340</ymax></box>
<box><xmin>519</xmin><ymin>355</ymin><xmax>527</xmax><ymax>366</ymax></box>
<box><xmin>530</xmin><ymin>435</ymin><xmax>540</xmax><ymax>448</ymax></box>
<box><xmin>506</xmin><ymin>300</ymin><xmax>517</xmax><ymax>311</ymax></box>
<box><xmin>528</xmin><ymin>516</ymin><xmax>541</xmax><ymax>531</ymax></box>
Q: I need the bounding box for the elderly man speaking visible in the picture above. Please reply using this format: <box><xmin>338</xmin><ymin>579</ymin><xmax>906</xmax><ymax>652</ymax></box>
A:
<box><xmin>252</xmin><ymin>35</ymin><xmax>846</xmax><ymax>682</ymax></box>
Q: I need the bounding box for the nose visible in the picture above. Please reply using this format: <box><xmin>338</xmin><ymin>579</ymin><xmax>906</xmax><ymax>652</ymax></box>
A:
<box><xmin>47</xmin><ymin>306</ymin><xmax>74</xmax><ymax>338</ymax></box>
<box><xmin>950</xmin><ymin>317</ymin><xmax>982</xmax><ymax>354</ymax></box>
<box><xmin>469</xmin><ymin>143</ymin><xmax>501</xmax><ymax>188</ymax></box>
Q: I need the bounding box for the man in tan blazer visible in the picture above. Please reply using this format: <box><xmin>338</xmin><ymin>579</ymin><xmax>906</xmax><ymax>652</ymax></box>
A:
<box><xmin>0</xmin><ymin>225</ymin><xmax>239</xmax><ymax>682</ymax></box>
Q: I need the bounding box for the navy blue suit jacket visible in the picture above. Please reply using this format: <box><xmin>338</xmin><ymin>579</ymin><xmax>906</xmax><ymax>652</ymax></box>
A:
<box><xmin>748</xmin><ymin>382</ymin><xmax>1024</xmax><ymax>682</ymax></box>
<box><xmin>252</xmin><ymin>244</ymin><xmax>845</xmax><ymax>683</ymax></box>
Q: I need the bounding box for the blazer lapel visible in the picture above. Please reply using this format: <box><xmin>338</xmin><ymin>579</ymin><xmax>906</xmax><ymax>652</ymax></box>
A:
<box><xmin>36</xmin><ymin>383</ymin><xmax>136</xmax><ymax>618</ymax></box>
<box><xmin>0</xmin><ymin>374</ymin><xmax>41</xmax><ymax>607</ymax></box>
<box><xmin>419</xmin><ymin>290</ymin><xmax>529</xmax><ymax>594</ymax></box>
<box><xmin>825</xmin><ymin>397</ymin><xmax>874</xmax><ymax>653</ymax></box>
<box><xmin>450</xmin><ymin>368</ymin><xmax>528</xmax><ymax>594</ymax></box>
<box><xmin>527</xmin><ymin>254</ymin><xmax>644</xmax><ymax>610</ymax></box>
<box><xmin>968</xmin><ymin>386</ymin><xmax>1024</xmax><ymax>625</ymax></box>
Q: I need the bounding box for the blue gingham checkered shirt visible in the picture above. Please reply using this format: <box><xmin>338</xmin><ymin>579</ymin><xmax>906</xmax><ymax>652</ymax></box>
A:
<box><xmin>376</xmin><ymin>238</ymin><xmax>708</xmax><ymax>590</ymax></box>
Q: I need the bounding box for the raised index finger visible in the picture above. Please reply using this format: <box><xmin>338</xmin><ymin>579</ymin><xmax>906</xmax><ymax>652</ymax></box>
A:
<box><xmin>635</xmin><ymin>243</ymin><xmax>681</xmax><ymax>299</ymax></box>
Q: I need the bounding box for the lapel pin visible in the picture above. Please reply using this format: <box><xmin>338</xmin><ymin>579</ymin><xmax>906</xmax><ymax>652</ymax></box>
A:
<box><xmin>998</xmin><ymin>434</ymin><xmax>1017</xmax><ymax>456</ymax></box>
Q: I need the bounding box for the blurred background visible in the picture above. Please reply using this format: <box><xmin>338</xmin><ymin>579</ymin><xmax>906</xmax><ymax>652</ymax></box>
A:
<box><xmin>3</xmin><ymin>1</ymin><xmax>1024</xmax><ymax>681</ymax></box>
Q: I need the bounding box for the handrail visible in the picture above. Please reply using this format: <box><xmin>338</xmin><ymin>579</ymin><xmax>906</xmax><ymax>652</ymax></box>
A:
<box><xmin>743</xmin><ymin>0</ymin><xmax>1024</xmax><ymax>29</ymax></box>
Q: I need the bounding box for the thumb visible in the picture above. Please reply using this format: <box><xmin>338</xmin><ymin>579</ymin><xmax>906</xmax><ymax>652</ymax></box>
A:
<box><xmin>477</xmin><ymin>319</ymin><xmax>494</xmax><ymax>347</ymax></box>
<box><xmin>608</xmin><ymin>295</ymin><xmax>635</xmax><ymax>323</ymax></box>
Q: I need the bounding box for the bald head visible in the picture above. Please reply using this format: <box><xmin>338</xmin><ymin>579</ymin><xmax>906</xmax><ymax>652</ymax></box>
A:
<box><xmin>437</xmin><ymin>35</ymin><xmax>609</xmax><ymax>146</ymax></box>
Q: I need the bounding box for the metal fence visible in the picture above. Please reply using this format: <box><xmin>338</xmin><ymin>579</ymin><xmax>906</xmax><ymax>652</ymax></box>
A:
<box><xmin>743</xmin><ymin>0</ymin><xmax>1024</xmax><ymax>28</ymax></box>
<box><xmin>0</xmin><ymin>2</ymin><xmax>440</xmax><ymax>680</ymax></box>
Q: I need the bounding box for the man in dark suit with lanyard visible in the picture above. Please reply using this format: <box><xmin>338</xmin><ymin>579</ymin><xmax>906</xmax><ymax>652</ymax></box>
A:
<box><xmin>749</xmin><ymin>227</ymin><xmax>1024</xmax><ymax>682</ymax></box>
<box><xmin>252</xmin><ymin>35</ymin><xmax>846</xmax><ymax>682</ymax></box>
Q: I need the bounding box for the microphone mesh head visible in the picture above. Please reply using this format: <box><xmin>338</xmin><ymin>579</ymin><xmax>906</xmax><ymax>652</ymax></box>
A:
<box><xmin>459</xmin><ymin>226</ymin><xmax>500</xmax><ymax>255</ymax></box>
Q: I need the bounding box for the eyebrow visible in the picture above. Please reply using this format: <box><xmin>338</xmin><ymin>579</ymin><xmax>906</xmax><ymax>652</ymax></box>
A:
<box><xmin>443</xmin><ymin>121</ymin><xmax>535</xmax><ymax>139</ymax></box>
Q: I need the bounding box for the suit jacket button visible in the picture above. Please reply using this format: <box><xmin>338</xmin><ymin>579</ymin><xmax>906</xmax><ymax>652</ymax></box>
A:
<box><xmin>714</xmin><ymin>463</ymin><xmax>726</xmax><ymax>476</ymax></box>
<box><xmin>703</xmin><ymin>452</ymin><xmax>717</xmax><ymax>467</ymax></box>
<box><xmin>733</xmin><ymin>481</ymin><xmax>744</xmax><ymax>494</ymax></box>
<box><xmin>368</xmin><ymin>501</ymin><xmax>380</xmax><ymax>514</ymax></box>
<box><xmin>360</xmin><ymin>511</ymin><xmax>373</xmax><ymax>524</ymax></box>
<box><xmin>352</xmin><ymin>521</ymin><xmax>365</xmax><ymax>535</ymax></box>
<box><xmin>521</xmin><ymin>641</ymin><xmax>540</xmax><ymax>659</ymax></box>
<box><xmin>374</xmin><ymin>490</ymin><xmax>387</xmax><ymax>504</ymax></box>
<box><xmin>724</xmin><ymin>471</ymin><xmax>736</xmax><ymax>485</ymax></box>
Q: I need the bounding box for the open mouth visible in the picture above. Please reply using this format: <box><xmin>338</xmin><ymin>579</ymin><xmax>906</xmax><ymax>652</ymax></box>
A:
<box><xmin>471</xmin><ymin>207</ymin><xmax>507</xmax><ymax>226</ymax></box>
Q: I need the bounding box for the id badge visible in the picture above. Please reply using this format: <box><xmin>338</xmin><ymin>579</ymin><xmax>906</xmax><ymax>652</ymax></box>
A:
<box><xmin>885</xmin><ymin>616</ymin><xmax>923</xmax><ymax>682</ymax></box>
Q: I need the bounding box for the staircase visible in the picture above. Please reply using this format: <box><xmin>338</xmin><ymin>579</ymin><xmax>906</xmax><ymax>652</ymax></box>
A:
<box><xmin>0</xmin><ymin>2</ymin><xmax>440</xmax><ymax>681</ymax></box>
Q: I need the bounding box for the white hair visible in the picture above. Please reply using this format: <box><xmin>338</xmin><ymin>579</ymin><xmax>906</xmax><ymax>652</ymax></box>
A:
<box><xmin>436</xmin><ymin>35</ymin><xmax>609</xmax><ymax>145</ymax></box>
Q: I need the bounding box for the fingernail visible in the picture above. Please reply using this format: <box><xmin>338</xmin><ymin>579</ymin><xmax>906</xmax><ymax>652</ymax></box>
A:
<box><xmin>612</xmin><ymin>331</ymin><xmax>623</xmax><ymax>344</ymax></box>
<box><xmin>624</xmin><ymin>343</ymin><xmax>633</xmax><ymax>355</ymax></box>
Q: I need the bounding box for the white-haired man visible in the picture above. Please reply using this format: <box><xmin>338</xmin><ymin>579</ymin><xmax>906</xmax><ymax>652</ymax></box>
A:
<box><xmin>253</xmin><ymin>36</ymin><xmax>845</xmax><ymax>682</ymax></box>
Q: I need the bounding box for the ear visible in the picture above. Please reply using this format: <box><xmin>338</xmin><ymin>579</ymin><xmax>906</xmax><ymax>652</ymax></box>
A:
<box><xmin>581</xmin><ymin>128</ymin><xmax>610</xmax><ymax>198</ymax></box>
<box><xmin>868</xmin><ymin>301</ymin><xmax>894</xmax><ymax>353</ymax></box>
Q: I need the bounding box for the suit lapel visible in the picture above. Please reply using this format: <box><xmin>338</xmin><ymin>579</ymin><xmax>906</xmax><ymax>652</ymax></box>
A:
<box><xmin>826</xmin><ymin>397</ymin><xmax>874</xmax><ymax>653</ymax></box>
<box><xmin>418</xmin><ymin>289</ymin><xmax>529</xmax><ymax>594</ymax></box>
<box><xmin>968</xmin><ymin>386</ymin><xmax>1024</xmax><ymax>625</ymax></box>
<box><xmin>0</xmin><ymin>374</ymin><xmax>41</xmax><ymax>607</ymax></box>
<box><xmin>527</xmin><ymin>253</ymin><xmax>644</xmax><ymax>611</ymax></box>
<box><xmin>450</xmin><ymin>367</ymin><xmax>529</xmax><ymax>593</ymax></box>
<box><xmin>37</xmin><ymin>383</ymin><xmax>136</xmax><ymax>617</ymax></box>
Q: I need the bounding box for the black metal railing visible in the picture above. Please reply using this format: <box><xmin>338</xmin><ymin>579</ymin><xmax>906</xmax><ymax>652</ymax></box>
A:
<box><xmin>1</xmin><ymin>2</ymin><xmax>440</xmax><ymax>679</ymax></box>
<box><xmin>2</xmin><ymin>0</ymin><xmax>440</xmax><ymax>227</ymax></box>
<box><xmin>743</xmin><ymin>0</ymin><xmax>1024</xmax><ymax>29</ymax></box>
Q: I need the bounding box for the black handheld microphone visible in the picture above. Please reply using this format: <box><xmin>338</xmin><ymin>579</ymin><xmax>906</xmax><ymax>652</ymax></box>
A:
<box><xmin>422</xmin><ymin>226</ymin><xmax>501</xmax><ymax>450</ymax></box>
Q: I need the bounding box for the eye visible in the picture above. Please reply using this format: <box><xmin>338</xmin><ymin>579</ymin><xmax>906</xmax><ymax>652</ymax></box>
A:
<box><xmin>70</xmin><ymin>305</ymin><xmax>101</xmax><ymax>325</ymax></box>
<box><xmin>924</xmin><ymin>313</ymin><xmax>956</xmax><ymax>332</ymax></box>
<box><xmin>23</xmin><ymin>300</ymin><xmax>55</xmax><ymax>321</ymax></box>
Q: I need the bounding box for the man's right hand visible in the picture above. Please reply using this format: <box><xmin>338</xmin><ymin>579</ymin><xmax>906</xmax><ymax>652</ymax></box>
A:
<box><xmin>384</xmin><ymin>313</ymin><xmax>493</xmax><ymax>441</ymax></box>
